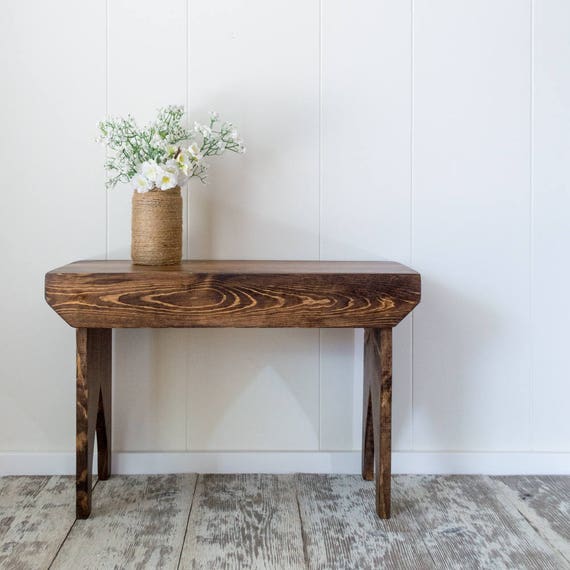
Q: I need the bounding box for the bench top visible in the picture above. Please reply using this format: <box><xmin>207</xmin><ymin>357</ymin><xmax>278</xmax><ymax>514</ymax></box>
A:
<box><xmin>45</xmin><ymin>260</ymin><xmax>421</xmax><ymax>329</ymax></box>
<box><xmin>47</xmin><ymin>259</ymin><xmax>419</xmax><ymax>275</ymax></box>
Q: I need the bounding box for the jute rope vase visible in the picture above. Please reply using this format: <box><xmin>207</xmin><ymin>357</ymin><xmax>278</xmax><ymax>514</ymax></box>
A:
<box><xmin>131</xmin><ymin>187</ymin><xmax>182</xmax><ymax>265</ymax></box>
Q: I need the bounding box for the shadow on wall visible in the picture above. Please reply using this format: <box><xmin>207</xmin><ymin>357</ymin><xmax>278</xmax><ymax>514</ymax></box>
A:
<box><xmin>112</xmin><ymin>328</ymin><xmax>188</xmax><ymax>452</ymax></box>
<box><xmin>185</xmin><ymin>328</ymin><xmax>320</xmax><ymax>451</ymax></box>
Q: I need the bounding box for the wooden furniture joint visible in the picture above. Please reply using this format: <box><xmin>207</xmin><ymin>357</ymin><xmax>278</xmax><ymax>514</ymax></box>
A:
<box><xmin>45</xmin><ymin>260</ymin><xmax>421</xmax><ymax>519</ymax></box>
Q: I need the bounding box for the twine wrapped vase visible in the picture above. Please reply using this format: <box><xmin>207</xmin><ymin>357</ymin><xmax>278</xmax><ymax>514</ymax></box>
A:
<box><xmin>131</xmin><ymin>187</ymin><xmax>182</xmax><ymax>265</ymax></box>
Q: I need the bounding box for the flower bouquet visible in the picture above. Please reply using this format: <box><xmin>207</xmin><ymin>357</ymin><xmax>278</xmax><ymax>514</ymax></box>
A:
<box><xmin>97</xmin><ymin>105</ymin><xmax>245</xmax><ymax>265</ymax></box>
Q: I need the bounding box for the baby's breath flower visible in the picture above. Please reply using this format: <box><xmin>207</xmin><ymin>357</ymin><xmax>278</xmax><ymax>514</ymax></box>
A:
<box><xmin>97</xmin><ymin>106</ymin><xmax>244</xmax><ymax>189</ymax></box>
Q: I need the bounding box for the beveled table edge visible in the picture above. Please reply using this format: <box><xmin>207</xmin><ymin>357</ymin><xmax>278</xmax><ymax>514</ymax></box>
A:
<box><xmin>45</xmin><ymin>259</ymin><xmax>420</xmax><ymax>276</ymax></box>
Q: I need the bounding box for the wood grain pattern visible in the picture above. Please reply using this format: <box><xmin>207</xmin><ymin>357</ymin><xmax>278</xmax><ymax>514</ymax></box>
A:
<box><xmin>0</xmin><ymin>476</ymin><xmax>75</xmax><ymax>569</ymax></box>
<box><xmin>76</xmin><ymin>328</ymin><xmax>112</xmax><ymax>518</ymax></box>
<box><xmin>492</xmin><ymin>476</ymin><xmax>570</xmax><ymax>565</ymax></box>
<box><xmin>396</xmin><ymin>475</ymin><xmax>568</xmax><ymax>569</ymax></box>
<box><xmin>296</xmin><ymin>474</ymin><xmax>435</xmax><ymax>570</ymax></box>
<box><xmin>45</xmin><ymin>260</ymin><xmax>420</xmax><ymax>329</ymax></box>
<box><xmin>179</xmin><ymin>474</ymin><xmax>305</xmax><ymax>569</ymax></box>
<box><xmin>51</xmin><ymin>474</ymin><xmax>196</xmax><ymax>569</ymax></box>
<box><xmin>363</xmin><ymin>328</ymin><xmax>392</xmax><ymax>518</ymax></box>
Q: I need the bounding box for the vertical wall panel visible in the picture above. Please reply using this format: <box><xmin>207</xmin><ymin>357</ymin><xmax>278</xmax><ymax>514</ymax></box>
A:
<box><xmin>186</xmin><ymin>0</ymin><xmax>321</xmax><ymax>450</ymax></box>
<box><xmin>108</xmin><ymin>0</ymin><xmax>188</xmax><ymax>451</ymax></box>
<box><xmin>0</xmin><ymin>0</ymin><xmax>106</xmax><ymax>451</ymax></box>
<box><xmin>412</xmin><ymin>0</ymin><xmax>532</xmax><ymax>450</ymax></box>
<box><xmin>320</xmin><ymin>0</ymin><xmax>413</xmax><ymax>450</ymax></box>
<box><xmin>186</xmin><ymin>1</ymin><xmax>319</xmax><ymax>260</ymax></box>
<box><xmin>532</xmin><ymin>0</ymin><xmax>570</xmax><ymax>451</ymax></box>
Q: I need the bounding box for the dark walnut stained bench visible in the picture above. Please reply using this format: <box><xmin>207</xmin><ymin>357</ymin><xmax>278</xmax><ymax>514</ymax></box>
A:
<box><xmin>45</xmin><ymin>260</ymin><xmax>421</xmax><ymax>519</ymax></box>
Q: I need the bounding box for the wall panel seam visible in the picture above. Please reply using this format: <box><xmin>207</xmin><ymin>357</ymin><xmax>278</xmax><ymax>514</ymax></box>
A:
<box><xmin>529</xmin><ymin>0</ymin><xmax>535</xmax><ymax>452</ymax></box>
<box><xmin>185</xmin><ymin>0</ymin><xmax>190</xmax><ymax>451</ymax></box>
<box><xmin>410</xmin><ymin>0</ymin><xmax>416</xmax><ymax>451</ymax></box>
<box><xmin>318</xmin><ymin>0</ymin><xmax>323</xmax><ymax>450</ymax></box>
<box><xmin>105</xmin><ymin>0</ymin><xmax>110</xmax><ymax>260</ymax></box>
<box><xmin>186</xmin><ymin>0</ymin><xmax>190</xmax><ymax>260</ymax></box>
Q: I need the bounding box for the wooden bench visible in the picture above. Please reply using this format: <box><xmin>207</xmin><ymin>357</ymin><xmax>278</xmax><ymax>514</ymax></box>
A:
<box><xmin>45</xmin><ymin>260</ymin><xmax>421</xmax><ymax>519</ymax></box>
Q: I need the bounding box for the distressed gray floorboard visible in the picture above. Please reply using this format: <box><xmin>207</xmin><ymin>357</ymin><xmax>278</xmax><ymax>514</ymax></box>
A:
<box><xmin>0</xmin><ymin>476</ymin><xmax>75</xmax><ymax>570</ymax></box>
<box><xmin>491</xmin><ymin>475</ymin><xmax>570</xmax><ymax>564</ymax></box>
<box><xmin>179</xmin><ymin>474</ymin><xmax>305</xmax><ymax>570</ymax></box>
<box><xmin>1</xmin><ymin>474</ymin><xmax>569</xmax><ymax>569</ymax></box>
<box><xmin>396</xmin><ymin>475</ymin><xmax>569</xmax><ymax>570</ymax></box>
<box><xmin>50</xmin><ymin>474</ymin><xmax>196</xmax><ymax>570</ymax></box>
<box><xmin>295</xmin><ymin>474</ymin><xmax>435</xmax><ymax>570</ymax></box>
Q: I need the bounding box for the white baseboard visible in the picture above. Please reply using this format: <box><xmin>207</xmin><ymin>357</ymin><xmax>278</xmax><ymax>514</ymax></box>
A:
<box><xmin>1</xmin><ymin>451</ymin><xmax>569</xmax><ymax>476</ymax></box>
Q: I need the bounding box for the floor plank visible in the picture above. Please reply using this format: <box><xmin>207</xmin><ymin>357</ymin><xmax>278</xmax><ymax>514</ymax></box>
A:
<box><xmin>396</xmin><ymin>475</ymin><xmax>568</xmax><ymax>570</ymax></box>
<box><xmin>0</xmin><ymin>476</ymin><xmax>75</xmax><ymax>570</ymax></box>
<box><xmin>50</xmin><ymin>474</ymin><xmax>196</xmax><ymax>570</ymax></box>
<box><xmin>491</xmin><ymin>475</ymin><xmax>570</xmax><ymax>565</ymax></box>
<box><xmin>179</xmin><ymin>474</ymin><xmax>305</xmax><ymax>570</ymax></box>
<box><xmin>1</xmin><ymin>474</ymin><xmax>568</xmax><ymax>569</ymax></box>
<box><xmin>296</xmin><ymin>474</ymin><xmax>435</xmax><ymax>570</ymax></box>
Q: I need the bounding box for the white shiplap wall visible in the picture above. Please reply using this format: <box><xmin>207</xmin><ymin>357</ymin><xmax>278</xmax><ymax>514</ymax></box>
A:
<box><xmin>412</xmin><ymin>0</ymin><xmax>532</xmax><ymax>451</ymax></box>
<box><xmin>0</xmin><ymin>0</ymin><xmax>569</xmax><ymax>473</ymax></box>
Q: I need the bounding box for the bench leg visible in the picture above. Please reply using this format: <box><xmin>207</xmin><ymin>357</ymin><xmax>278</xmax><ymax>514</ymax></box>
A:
<box><xmin>76</xmin><ymin>328</ymin><xmax>112</xmax><ymax>519</ymax></box>
<box><xmin>363</xmin><ymin>328</ymin><xmax>392</xmax><ymax>518</ymax></box>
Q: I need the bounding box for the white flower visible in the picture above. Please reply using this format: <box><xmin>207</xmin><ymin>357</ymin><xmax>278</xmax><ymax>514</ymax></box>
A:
<box><xmin>165</xmin><ymin>158</ymin><xmax>190</xmax><ymax>186</ymax></box>
<box><xmin>167</xmin><ymin>144</ymin><xmax>179</xmax><ymax>157</ymax></box>
<box><xmin>155</xmin><ymin>166</ymin><xmax>178</xmax><ymax>190</ymax></box>
<box><xmin>141</xmin><ymin>160</ymin><xmax>160</xmax><ymax>184</ymax></box>
<box><xmin>164</xmin><ymin>159</ymin><xmax>179</xmax><ymax>173</ymax></box>
<box><xmin>188</xmin><ymin>142</ymin><xmax>203</xmax><ymax>161</ymax></box>
<box><xmin>131</xmin><ymin>173</ymin><xmax>153</xmax><ymax>193</ymax></box>
<box><xmin>229</xmin><ymin>129</ymin><xmax>239</xmax><ymax>141</ymax></box>
<box><xmin>209</xmin><ymin>111</ymin><xmax>219</xmax><ymax>121</ymax></box>
<box><xmin>175</xmin><ymin>150</ymin><xmax>191</xmax><ymax>175</ymax></box>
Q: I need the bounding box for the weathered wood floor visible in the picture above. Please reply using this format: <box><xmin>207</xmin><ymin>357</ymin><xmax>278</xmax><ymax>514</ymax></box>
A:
<box><xmin>0</xmin><ymin>475</ymin><xmax>568</xmax><ymax>569</ymax></box>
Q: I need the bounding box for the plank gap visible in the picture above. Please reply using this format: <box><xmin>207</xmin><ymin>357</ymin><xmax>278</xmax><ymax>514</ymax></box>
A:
<box><xmin>176</xmin><ymin>473</ymin><xmax>200</xmax><ymax>570</ymax></box>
